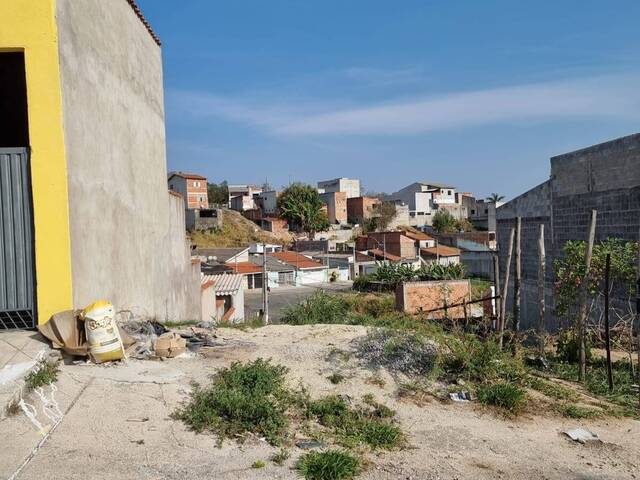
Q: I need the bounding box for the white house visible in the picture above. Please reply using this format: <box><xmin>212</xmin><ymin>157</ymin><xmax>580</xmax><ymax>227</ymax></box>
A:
<box><xmin>317</xmin><ymin>177</ymin><xmax>361</xmax><ymax>199</ymax></box>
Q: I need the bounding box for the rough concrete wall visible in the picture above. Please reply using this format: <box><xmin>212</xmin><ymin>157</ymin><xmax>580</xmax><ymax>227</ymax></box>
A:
<box><xmin>57</xmin><ymin>0</ymin><xmax>200</xmax><ymax>320</ymax></box>
<box><xmin>551</xmin><ymin>133</ymin><xmax>640</xmax><ymax>247</ymax></box>
<box><xmin>497</xmin><ymin>133</ymin><xmax>640</xmax><ymax>330</ymax></box>
<box><xmin>496</xmin><ymin>180</ymin><xmax>553</xmax><ymax>329</ymax></box>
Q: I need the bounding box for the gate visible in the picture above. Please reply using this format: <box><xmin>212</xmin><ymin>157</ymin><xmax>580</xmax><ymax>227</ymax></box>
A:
<box><xmin>0</xmin><ymin>148</ymin><xmax>35</xmax><ymax>329</ymax></box>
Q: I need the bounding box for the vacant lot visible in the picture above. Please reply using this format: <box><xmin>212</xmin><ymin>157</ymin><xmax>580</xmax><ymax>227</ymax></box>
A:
<box><xmin>2</xmin><ymin>323</ymin><xmax>638</xmax><ymax>480</ymax></box>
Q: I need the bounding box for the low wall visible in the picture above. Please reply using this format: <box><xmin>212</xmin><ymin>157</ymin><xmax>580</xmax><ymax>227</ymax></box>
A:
<box><xmin>396</xmin><ymin>280</ymin><xmax>471</xmax><ymax>319</ymax></box>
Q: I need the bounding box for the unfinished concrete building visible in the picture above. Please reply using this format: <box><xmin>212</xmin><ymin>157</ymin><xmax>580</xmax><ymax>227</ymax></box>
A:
<box><xmin>0</xmin><ymin>0</ymin><xmax>201</xmax><ymax>327</ymax></box>
<box><xmin>497</xmin><ymin>133</ymin><xmax>640</xmax><ymax>329</ymax></box>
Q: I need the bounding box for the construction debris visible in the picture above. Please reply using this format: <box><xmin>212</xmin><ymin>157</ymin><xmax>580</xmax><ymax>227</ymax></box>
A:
<box><xmin>563</xmin><ymin>428</ymin><xmax>601</xmax><ymax>444</ymax></box>
<box><xmin>155</xmin><ymin>333</ymin><xmax>187</xmax><ymax>358</ymax></box>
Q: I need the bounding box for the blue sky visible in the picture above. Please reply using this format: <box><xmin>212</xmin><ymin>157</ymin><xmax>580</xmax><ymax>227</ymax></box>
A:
<box><xmin>138</xmin><ymin>0</ymin><xmax>640</xmax><ymax>199</ymax></box>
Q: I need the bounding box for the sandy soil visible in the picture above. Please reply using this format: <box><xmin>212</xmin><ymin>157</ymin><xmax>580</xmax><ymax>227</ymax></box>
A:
<box><xmin>2</xmin><ymin>324</ymin><xmax>639</xmax><ymax>480</ymax></box>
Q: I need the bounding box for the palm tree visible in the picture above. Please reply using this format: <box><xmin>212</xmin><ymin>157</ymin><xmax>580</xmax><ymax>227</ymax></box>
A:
<box><xmin>486</xmin><ymin>193</ymin><xmax>505</xmax><ymax>203</ymax></box>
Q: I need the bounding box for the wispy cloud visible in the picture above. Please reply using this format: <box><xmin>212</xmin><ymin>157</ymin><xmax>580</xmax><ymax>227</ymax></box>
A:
<box><xmin>167</xmin><ymin>74</ymin><xmax>640</xmax><ymax>137</ymax></box>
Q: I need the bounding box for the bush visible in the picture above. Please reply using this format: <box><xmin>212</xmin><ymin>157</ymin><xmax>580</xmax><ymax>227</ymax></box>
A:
<box><xmin>296</xmin><ymin>450</ymin><xmax>360</xmax><ymax>480</ymax></box>
<box><xmin>440</xmin><ymin>334</ymin><xmax>525</xmax><ymax>383</ymax></box>
<box><xmin>306</xmin><ymin>395</ymin><xmax>404</xmax><ymax>450</ymax></box>
<box><xmin>355</xmin><ymin>329</ymin><xmax>439</xmax><ymax>376</ymax></box>
<box><xmin>281</xmin><ymin>292</ymin><xmax>350</xmax><ymax>325</ymax></box>
<box><xmin>344</xmin><ymin>294</ymin><xmax>395</xmax><ymax>318</ymax></box>
<box><xmin>173</xmin><ymin>359</ymin><xmax>293</xmax><ymax>445</ymax></box>
<box><xmin>555</xmin><ymin>331</ymin><xmax>592</xmax><ymax>363</ymax></box>
<box><xmin>477</xmin><ymin>382</ymin><xmax>526</xmax><ymax>413</ymax></box>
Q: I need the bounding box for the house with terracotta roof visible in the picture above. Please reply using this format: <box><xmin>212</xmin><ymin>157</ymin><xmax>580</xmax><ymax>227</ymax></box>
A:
<box><xmin>201</xmin><ymin>274</ymin><xmax>245</xmax><ymax>323</ymax></box>
<box><xmin>168</xmin><ymin>171</ymin><xmax>209</xmax><ymax>209</ymax></box>
<box><xmin>270</xmin><ymin>251</ymin><xmax>329</xmax><ymax>285</ymax></box>
<box><xmin>420</xmin><ymin>245</ymin><xmax>462</xmax><ymax>266</ymax></box>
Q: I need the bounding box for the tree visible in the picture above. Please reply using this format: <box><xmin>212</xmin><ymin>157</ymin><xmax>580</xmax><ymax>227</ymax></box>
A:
<box><xmin>364</xmin><ymin>202</ymin><xmax>396</xmax><ymax>232</ymax></box>
<box><xmin>432</xmin><ymin>210</ymin><xmax>459</xmax><ymax>234</ymax></box>
<box><xmin>487</xmin><ymin>193</ymin><xmax>505</xmax><ymax>203</ymax></box>
<box><xmin>208</xmin><ymin>181</ymin><xmax>229</xmax><ymax>205</ymax></box>
<box><xmin>277</xmin><ymin>183</ymin><xmax>330</xmax><ymax>239</ymax></box>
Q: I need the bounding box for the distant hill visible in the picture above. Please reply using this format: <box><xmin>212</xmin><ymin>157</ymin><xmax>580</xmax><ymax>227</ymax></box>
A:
<box><xmin>190</xmin><ymin>208</ymin><xmax>293</xmax><ymax>248</ymax></box>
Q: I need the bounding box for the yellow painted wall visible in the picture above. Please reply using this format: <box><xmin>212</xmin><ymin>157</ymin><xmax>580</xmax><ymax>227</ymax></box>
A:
<box><xmin>0</xmin><ymin>0</ymin><xmax>73</xmax><ymax>323</ymax></box>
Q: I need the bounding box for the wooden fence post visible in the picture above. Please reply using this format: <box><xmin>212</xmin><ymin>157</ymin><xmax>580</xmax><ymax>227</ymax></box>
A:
<box><xmin>537</xmin><ymin>224</ymin><xmax>546</xmax><ymax>356</ymax></box>
<box><xmin>499</xmin><ymin>227</ymin><xmax>515</xmax><ymax>349</ymax></box>
<box><xmin>493</xmin><ymin>254</ymin><xmax>501</xmax><ymax>331</ymax></box>
<box><xmin>577</xmin><ymin>209</ymin><xmax>597</xmax><ymax>382</ymax></box>
<box><xmin>513</xmin><ymin>217</ymin><xmax>522</xmax><ymax>333</ymax></box>
<box><xmin>604</xmin><ymin>253</ymin><xmax>613</xmax><ymax>391</ymax></box>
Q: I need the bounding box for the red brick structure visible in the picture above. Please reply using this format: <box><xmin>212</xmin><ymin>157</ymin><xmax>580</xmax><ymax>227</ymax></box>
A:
<box><xmin>168</xmin><ymin>172</ymin><xmax>208</xmax><ymax>209</ymax></box>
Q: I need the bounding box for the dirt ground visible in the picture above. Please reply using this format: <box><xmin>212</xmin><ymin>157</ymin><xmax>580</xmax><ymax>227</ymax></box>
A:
<box><xmin>2</xmin><ymin>324</ymin><xmax>639</xmax><ymax>480</ymax></box>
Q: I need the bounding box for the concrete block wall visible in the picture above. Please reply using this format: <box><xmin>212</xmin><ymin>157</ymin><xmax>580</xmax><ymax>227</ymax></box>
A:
<box><xmin>497</xmin><ymin>133</ymin><xmax>640</xmax><ymax>329</ymax></box>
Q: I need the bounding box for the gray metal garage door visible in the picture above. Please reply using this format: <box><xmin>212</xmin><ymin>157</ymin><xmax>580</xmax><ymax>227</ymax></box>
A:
<box><xmin>0</xmin><ymin>148</ymin><xmax>35</xmax><ymax>329</ymax></box>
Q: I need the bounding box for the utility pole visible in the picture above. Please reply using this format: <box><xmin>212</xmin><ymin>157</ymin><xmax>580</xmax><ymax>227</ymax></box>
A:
<box><xmin>513</xmin><ymin>217</ymin><xmax>522</xmax><ymax>333</ymax></box>
<box><xmin>577</xmin><ymin>209</ymin><xmax>597</xmax><ymax>382</ymax></box>
<box><xmin>537</xmin><ymin>224</ymin><xmax>546</xmax><ymax>356</ymax></box>
<box><xmin>262</xmin><ymin>243</ymin><xmax>269</xmax><ymax>324</ymax></box>
<box><xmin>383</xmin><ymin>233</ymin><xmax>387</xmax><ymax>265</ymax></box>
<box><xmin>352</xmin><ymin>242</ymin><xmax>358</xmax><ymax>280</ymax></box>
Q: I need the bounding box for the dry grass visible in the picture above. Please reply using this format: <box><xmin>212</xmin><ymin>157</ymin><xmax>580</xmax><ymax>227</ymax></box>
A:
<box><xmin>190</xmin><ymin>209</ymin><xmax>292</xmax><ymax>248</ymax></box>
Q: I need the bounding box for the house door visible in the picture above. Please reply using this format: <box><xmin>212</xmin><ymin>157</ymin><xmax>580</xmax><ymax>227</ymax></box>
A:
<box><xmin>0</xmin><ymin>148</ymin><xmax>35</xmax><ymax>328</ymax></box>
<box><xmin>0</xmin><ymin>51</ymin><xmax>35</xmax><ymax>329</ymax></box>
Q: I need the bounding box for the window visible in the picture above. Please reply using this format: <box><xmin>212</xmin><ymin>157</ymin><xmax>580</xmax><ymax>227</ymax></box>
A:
<box><xmin>447</xmin><ymin>190</ymin><xmax>452</xmax><ymax>195</ymax></box>
<box><xmin>484</xmin><ymin>209</ymin><xmax>488</xmax><ymax>214</ymax></box>
<box><xmin>471</xmin><ymin>209</ymin><xmax>475</xmax><ymax>215</ymax></box>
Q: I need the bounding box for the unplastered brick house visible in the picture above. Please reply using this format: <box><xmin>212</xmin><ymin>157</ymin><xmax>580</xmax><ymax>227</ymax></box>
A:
<box><xmin>168</xmin><ymin>172</ymin><xmax>209</xmax><ymax>209</ymax></box>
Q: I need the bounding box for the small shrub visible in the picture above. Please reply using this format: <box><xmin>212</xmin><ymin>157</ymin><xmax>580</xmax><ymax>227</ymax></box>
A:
<box><xmin>555</xmin><ymin>403</ymin><xmax>601</xmax><ymax>419</ymax></box>
<box><xmin>172</xmin><ymin>359</ymin><xmax>292</xmax><ymax>445</ymax></box>
<box><xmin>477</xmin><ymin>382</ymin><xmax>527</xmax><ymax>414</ymax></box>
<box><xmin>355</xmin><ymin>329</ymin><xmax>438</xmax><ymax>376</ymax></box>
<box><xmin>327</xmin><ymin>373</ymin><xmax>345</xmax><ymax>384</ymax></box>
<box><xmin>555</xmin><ymin>331</ymin><xmax>592</xmax><ymax>364</ymax></box>
<box><xmin>526</xmin><ymin>377</ymin><xmax>577</xmax><ymax>401</ymax></box>
<box><xmin>25</xmin><ymin>360</ymin><xmax>59</xmax><ymax>390</ymax></box>
<box><xmin>281</xmin><ymin>292</ymin><xmax>350</xmax><ymax>325</ymax></box>
<box><xmin>440</xmin><ymin>334</ymin><xmax>525</xmax><ymax>383</ymax></box>
<box><xmin>5</xmin><ymin>398</ymin><xmax>21</xmax><ymax>417</ymax></box>
<box><xmin>252</xmin><ymin>460</ymin><xmax>266</xmax><ymax>469</ymax></box>
<box><xmin>365</xmin><ymin>375</ymin><xmax>385</xmax><ymax>388</ymax></box>
<box><xmin>306</xmin><ymin>395</ymin><xmax>404</xmax><ymax>450</ymax></box>
<box><xmin>296</xmin><ymin>450</ymin><xmax>361</xmax><ymax>480</ymax></box>
<box><xmin>270</xmin><ymin>449</ymin><xmax>290</xmax><ymax>466</ymax></box>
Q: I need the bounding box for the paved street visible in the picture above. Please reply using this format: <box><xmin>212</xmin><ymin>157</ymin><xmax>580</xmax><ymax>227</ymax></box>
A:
<box><xmin>244</xmin><ymin>281</ymin><xmax>353</xmax><ymax>322</ymax></box>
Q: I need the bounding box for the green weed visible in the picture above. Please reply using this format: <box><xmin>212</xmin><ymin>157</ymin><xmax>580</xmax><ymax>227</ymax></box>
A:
<box><xmin>173</xmin><ymin>359</ymin><xmax>293</xmax><ymax>445</ymax></box>
<box><xmin>270</xmin><ymin>449</ymin><xmax>290</xmax><ymax>466</ymax></box>
<box><xmin>296</xmin><ymin>450</ymin><xmax>361</xmax><ymax>480</ymax></box>
<box><xmin>477</xmin><ymin>382</ymin><xmax>527</xmax><ymax>414</ymax></box>
<box><xmin>555</xmin><ymin>403</ymin><xmax>601</xmax><ymax>419</ymax></box>
<box><xmin>24</xmin><ymin>360</ymin><xmax>59</xmax><ymax>391</ymax></box>
<box><xmin>306</xmin><ymin>395</ymin><xmax>404</xmax><ymax>450</ymax></box>
<box><xmin>327</xmin><ymin>373</ymin><xmax>346</xmax><ymax>384</ymax></box>
<box><xmin>252</xmin><ymin>460</ymin><xmax>266</xmax><ymax>469</ymax></box>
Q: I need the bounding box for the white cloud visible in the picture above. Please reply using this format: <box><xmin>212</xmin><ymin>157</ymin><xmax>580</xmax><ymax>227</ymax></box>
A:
<box><xmin>168</xmin><ymin>74</ymin><xmax>640</xmax><ymax>137</ymax></box>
